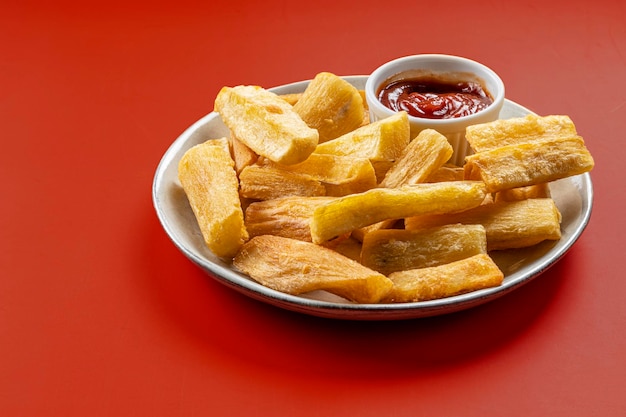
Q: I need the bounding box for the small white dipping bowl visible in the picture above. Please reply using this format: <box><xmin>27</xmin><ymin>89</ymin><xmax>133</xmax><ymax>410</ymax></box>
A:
<box><xmin>365</xmin><ymin>54</ymin><xmax>505</xmax><ymax>166</ymax></box>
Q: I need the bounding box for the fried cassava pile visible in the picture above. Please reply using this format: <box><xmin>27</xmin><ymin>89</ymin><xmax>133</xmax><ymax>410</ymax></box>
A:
<box><xmin>178</xmin><ymin>73</ymin><xmax>594</xmax><ymax>304</ymax></box>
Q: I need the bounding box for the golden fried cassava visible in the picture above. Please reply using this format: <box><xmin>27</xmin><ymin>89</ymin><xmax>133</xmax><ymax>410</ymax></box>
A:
<box><xmin>382</xmin><ymin>254</ymin><xmax>504</xmax><ymax>303</ymax></box>
<box><xmin>361</xmin><ymin>224</ymin><xmax>488</xmax><ymax>275</ymax></box>
<box><xmin>178</xmin><ymin>139</ymin><xmax>248</xmax><ymax>258</ymax></box>
<box><xmin>405</xmin><ymin>198</ymin><xmax>562</xmax><ymax>250</ymax></box>
<box><xmin>310</xmin><ymin>181</ymin><xmax>487</xmax><ymax>244</ymax></box>
<box><xmin>292</xmin><ymin>72</ymin><xmax>365</xmax><ymax>143</ymax></box>
<box><xmin>233</xmin><ymin>235</ymin><xmax>393</xmax><ymax>303</ymax></box>
<box><xmin>215</xmin><ymin>85</ymin><xmax>318</xmax><ymax>165</ymax></box>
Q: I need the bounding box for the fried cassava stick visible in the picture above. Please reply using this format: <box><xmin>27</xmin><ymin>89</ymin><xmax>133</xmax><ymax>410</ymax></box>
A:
<box><xmin>310</xmin><ymin>181</ymin><xmax>487</xmax><ymax>244</ymax></box>
<box><xmin>380</xmin><ymin>129</ymin><xmax>453</xmax><ymax>188</ymax></box>
<box><xmin>215</xmin><ymin>85</ymin><xmax>318</xmax><ymax>165</ymax></box>
<box><xmin>382</xmin><ymin>254</ymin><xmax>504</xmax><ymax>303</ymax></box>
<box><xmin>233</xmin><ymin>235</ymin><xmax>393</xmax><ymax>303</ymax></box>
<box><xmin>292</xmin><ymin>72</ymin><xmax>365</xmax><ymax>143</ymax></box>
<box><xmin>405</xmin><ymin>198</ymin><xmax>562</xmax><ymax>250</ymax></box>
<box><xmin>178</xmin><ymin>139</ymin><xmax>248</xmax><ymax>258</ymax></box>
<box><xmin>361</xmin><ymin>224</ymin><xmax>488</xmax><ymax>275</ymax></box>
<box><xmin>464</xmin><ymin>136</ymin><xmax>594</xmax><ymax>193</ymax></box>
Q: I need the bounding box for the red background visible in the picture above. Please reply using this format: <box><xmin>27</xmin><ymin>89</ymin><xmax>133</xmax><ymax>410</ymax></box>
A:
<box><xmin>2</xmin><ymin>0</ymin><xmax>624</xmax><ymax>415</ymax></box>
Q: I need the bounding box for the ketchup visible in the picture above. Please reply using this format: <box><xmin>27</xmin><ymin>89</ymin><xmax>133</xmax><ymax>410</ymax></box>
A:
<box><xmin>377</xmin><ymin>77</ymin><xmax>493</xmax><ymax>119</ymax></box>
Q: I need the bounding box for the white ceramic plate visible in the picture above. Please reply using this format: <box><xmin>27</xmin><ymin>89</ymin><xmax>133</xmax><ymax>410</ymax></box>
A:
<box><xmin>152</xmin><ymin>75</ymin><xmax>593</xmax><ymax>320</ymax></box>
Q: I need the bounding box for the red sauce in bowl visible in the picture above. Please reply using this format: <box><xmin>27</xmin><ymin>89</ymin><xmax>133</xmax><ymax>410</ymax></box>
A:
<box><xmin>377</xmin><ymin>77</ymin><xmax>493</xmax><ymax>119</ymax></box>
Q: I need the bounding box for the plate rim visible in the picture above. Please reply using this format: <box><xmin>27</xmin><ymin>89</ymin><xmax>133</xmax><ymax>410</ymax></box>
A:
<box><xmin>152</xmin><ymin>75</ymin><xmax>594</xmax><ymax>320</ymax></box>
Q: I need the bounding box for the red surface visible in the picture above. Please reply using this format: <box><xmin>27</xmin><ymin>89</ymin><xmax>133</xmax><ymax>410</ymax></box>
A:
<box><xmin>1</xmin><ymin>1</ymin><xmax>624</xmax><ymax>415</ymax></box>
